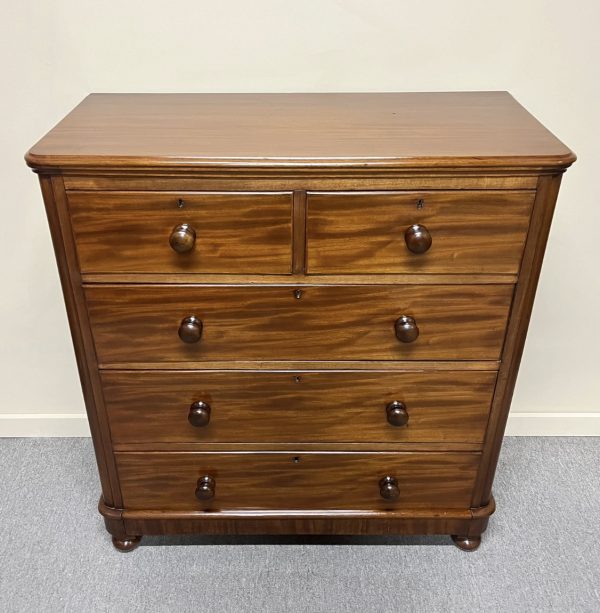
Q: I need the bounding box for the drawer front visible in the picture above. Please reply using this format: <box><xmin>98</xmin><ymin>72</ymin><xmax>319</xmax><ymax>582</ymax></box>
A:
<box><xmin>103</xmin><ymin>371</ymin><xmax>496</xmax><ymax>444</ymax></box>
<box><xmin>116</xmin><ymin>452</ymin><xmax>480</xmax><ymax>511</ymax></box>
<box><xmin>307</xmin><ymin>191</ymin><xmax>534</xmax><ymax>274</ymax></box>
<box><xmin>86</xmin><ymin>284</ymin><xmax>513</xmax><ymax>364</ymax></box>
<box><xmin>68</xmin><ymin>191</ymin><xmax>293</xmax><ymax>274</ymax></box>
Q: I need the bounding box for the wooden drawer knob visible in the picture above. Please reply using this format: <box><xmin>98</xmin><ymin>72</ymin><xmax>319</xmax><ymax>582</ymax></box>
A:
<box><xmin>188</xmin><ymin>401</ymin><xmax>211</xmax><ymax>427</ymax></box>
<box><xmin>178</xmin><ymin>316</ymin><xmax>203</xmax><ymax>343</ymax></box>
<box><xmin>169</xmin><ymin>223</ymin><xmax>196</xmax><ymax>253</ymax></box>
<box><xmin>379</xmin><ymin>476</ymin><xmax>400</xmax><ymax>500</ymax></box>
<box><xmin>394</xmin><ymin>315</ymin><xmax>419</xmax><ymax>343</ymax></box>
<box><xmin>404</xmin><ymin>224</ymin><xmax>432</xmax><ymax>254</ymax></box>
<box><xmin>195</xmin><ymin>475</ymin><xmax>216</xmax><ymax>500</ymax></box>
<box><xmin>386</xmin><ymin>401</ymin><xmax>409</xmax><ymax>427</ymax></box>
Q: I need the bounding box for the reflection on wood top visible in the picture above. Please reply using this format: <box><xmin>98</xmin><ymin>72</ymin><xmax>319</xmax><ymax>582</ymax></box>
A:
<box><xmin>26</xmin><ymin>92</ymin><xmax>575</xmax><ymax>171</ymax></box>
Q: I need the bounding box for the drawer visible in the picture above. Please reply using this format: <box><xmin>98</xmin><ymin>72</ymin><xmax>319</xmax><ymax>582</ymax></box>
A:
<box><xmin>116</xmin><ymin>452</ymin><xmax>480</xmax><ymax>511</ymax></box>
<box><xmin>103</xmin><ymin>371</ymin><xmax>497</xmax><ymax>444</ymax></box>
<box><xmin>68</xmin><ymin>191</ymin><xmax>293</xmax><ymax>274</ymax></box>
<box><xmin>86</xmin><ymin>284</ymin><xmax>513</xmax><ymax>364</ymax></box>
<box><xmin>306</xmin><ymin>191</ymin><xmax>535</xmax><ymax>274</ymax></box>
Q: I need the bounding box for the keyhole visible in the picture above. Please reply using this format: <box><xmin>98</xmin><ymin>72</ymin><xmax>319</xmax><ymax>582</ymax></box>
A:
<box><xmin>177</xmin><ymin>198</ymin><xmax>185</xmax><ymax>208</ymax></box>
<box><xmin>416</xmin><ymin>199</ymin><xmax>424</xmax><ymax>210</ymax></box>
<box><xmin>294</xmin><ymin>376</ymin><xmax>302</xmax><ymax>384</ymax></box>
<box><xmin>292</xmin><ymin>456</ymin><xmax>301</xmax><ymax>464</ymax></box>
<box><xmin>294</xmin><ymin>289</ymin><xmax>303</xmax><ymax>299</ymax></box>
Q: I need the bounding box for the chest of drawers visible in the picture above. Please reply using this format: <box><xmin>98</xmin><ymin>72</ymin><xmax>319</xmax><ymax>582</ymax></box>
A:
<box><xmin>26</xmin><ymin>92</ymin><xmax>574</xmax><ymax>551</ymax></box>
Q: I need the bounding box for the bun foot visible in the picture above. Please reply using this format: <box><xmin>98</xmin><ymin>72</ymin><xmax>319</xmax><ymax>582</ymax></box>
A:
<box><xmin>112</xmin><ymin>535</ymin><xmax>142</xmax><ymax>552</ymax></box>
<box><xmin>451</xmin><ymin>534</ymin><xmax>481</xmax><ymax>551</ymax></box>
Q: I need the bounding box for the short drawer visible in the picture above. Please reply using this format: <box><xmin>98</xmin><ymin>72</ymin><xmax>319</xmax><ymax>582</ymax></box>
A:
<box><xmin>68</xmin><ymin>191</ymin><xmax>293</xmax><ymax>274</ymax></box>
<box><xmin>306</xmin><ymin>191</ymin><xmax>534</xmax><ymax>274</ymax></box>
<box><xmin>103</xmin><ymin>370</ymin><xmax>496</xmax><ymax>444</ymax></box>
<box><xmin>116</xmin><ymin>452</ymin><xmax>480</xmax><ymax>511</ymax></box>
<box><xmin>85</xmin><ymin>284</ymin><xmax>513</xmax><ymax>364</ymax></box>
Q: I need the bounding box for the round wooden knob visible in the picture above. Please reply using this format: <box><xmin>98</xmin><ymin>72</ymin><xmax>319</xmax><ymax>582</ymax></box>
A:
<box><xmin>169</xmin><ymin>223</ymin><xmax>196</xmax><ymax>253</ymax></box>
<box><xmin>386</xmin><ymin>401</ymin><xmax>409</xmax><ymax>427</ymax></box>
<box><xmin>178</xmin><ymin>316</ymin><xmax>203</xmax><ymax>343</ymax></box>
<box><xmin>188</xmin><ymin>401</ymin><xmax>211</xmax><ymax>427</ymax></box>
<box><xmin>379</xmin><ymin>476</ymin><xmax>400</xmax><ymax>500</ymax></box>
<box><xmin>394</xmin><ymin>316</ymin><xmax>419</xmax><ymax>343</ymax></box>
<box><xmin>195</xmin><ymin>475</ymin><xmax>215</xmax><ymax>500</ymax></box>
<box><xmin>404</xmin><ymin>224</ymin><xmax>432</xmax><ymax>254</ymax></box>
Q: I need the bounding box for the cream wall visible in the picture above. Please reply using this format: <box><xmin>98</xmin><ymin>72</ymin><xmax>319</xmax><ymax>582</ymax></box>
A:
<box><xmin>1</xmin><ymin>0</ymin><xmax>598</xmax><ymax>435</ymax></box>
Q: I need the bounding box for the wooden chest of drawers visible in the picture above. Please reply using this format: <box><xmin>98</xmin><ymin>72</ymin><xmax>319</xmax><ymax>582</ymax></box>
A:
<box><xmin>26</xmin><ymin>92</ymin><xmax>574</xmax><ymax>551</ymax></box>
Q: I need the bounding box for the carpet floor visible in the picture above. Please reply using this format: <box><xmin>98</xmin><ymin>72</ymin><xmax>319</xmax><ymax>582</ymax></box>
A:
<box><xmin>0</xmin><ymin>437</ymin><xmax>598</xmax><ymax>612</ymax></box>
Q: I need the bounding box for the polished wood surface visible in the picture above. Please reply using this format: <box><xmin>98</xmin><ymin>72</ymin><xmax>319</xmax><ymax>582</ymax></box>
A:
<box><xmin>65</xmin><ymin>174</ymin><xmax>540</xmax><ymax>192</ymax></box>
<box><xmin>26</xmin><ymin>92</ymin><xmax>574</xmax><ymax>171</ymax></box>
<box><xmin>379</xmin><ymin>476</ymin><xmax>401</xmax><ymax>500</ymax></box>
<box><xmin>121</xmin><ymin>516</ymin><xmax>489</xmax><ymax>540</ymax></box>
<box><xmin>472</xmin><ymin>174</ymin><xmax>566</xmax><ymax>507</ymax></box>
<box><xmin>101</xmin><ymin>370</ymin><xmax>496</xmax><ymax>444</ymax></box>
<box><xmin>404</xmin><ymin>223</ymin><xmax>432</xmax><ymax>255</ymax></box>
<box><xmin>116</xmin><ymin>452</ymin><xmax>480</xmax><ymax>511</ymax></box>
<box><xmin>109</xmin><ymin>495</ymin><xmax>495</xmax><ymax>538</ymax></box>
<box><xmin>394</xmin><ymin>315</ymin><xmax>420</xmax><ymax>343</ymax></box>
<box><xmin>169</xmin><ymin>223</ymin><xmax>196</xmax><ymax>254</ymax></box>
<box><xmin>112</xmin><ymin>535</ymin><xmax>142</xmax><ymax>552</ymax></box>
<box><xmin>386</xmin><ymin>400</ymin><xmax>409</xmax><ymax>427</ymax></box>
<box><xmin>86</xmin><ymin>284</ymin><xmax>513</xmax><ymax>363</ymax></box>
<box><xmin>451</xmin><ymin>534</ymin><xmax>482</xmax><ymax>551</ymax></box>
<box><xmin>40</xmin><ymin>176</ymin><xmax>123</xmax><ymax>508</ymax></box>
<box><xmin>81</xmin><ymin>272</ymin><xmax>519</xmax><ymax>286</ymax></box>
<box><xmin>100</xmin><ymin>360</ymin><xmax>500</xmax><ymax>372</ymax></box>
<box><xmin>177</xmin><ymin>315</ymin><xmax>203</xmax><ymax>344</ymax></box>
<box><xmin>27</xmin><ymin>92</ymin><xmax>573</xmax><ymax>550</ymax></box>
<box><xmin>68</xmin><ymin>191</ymin><xmax>293</xmax><ymax>274</ymax></box>
<box><xmin>187</xmin><ymin>401</ymin><xmax>211</xmax><ymax>428</ymax></box>
<box><xmin>100</xmin><ymin>495</ymin><xmax>495</xmax><ymax>539</ymax></box>
<box><xmin>195</xmin><ymin>476</ymin><xmax>216</xmax><ymax>501</ymax></box>
<box><xmin>307</xmin><ymin>191</ymin><xmax>534</xmax><ymax>274</ymax></box>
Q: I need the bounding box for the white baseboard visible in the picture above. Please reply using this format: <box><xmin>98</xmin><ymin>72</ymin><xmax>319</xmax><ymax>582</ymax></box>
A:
<box><xmin>504</xmin><ymin>412</ymin><xmax>600</xmax><ymax>436</ymax></box>
<box><xmin>0</xmin><ymin>414</ymin><xmax>91</xmax><ymax>437</ymax></box>
<box><xmin>0</xmin><ymin>412</ymin><xmax>599</xmax><ymax>437</ymax></box>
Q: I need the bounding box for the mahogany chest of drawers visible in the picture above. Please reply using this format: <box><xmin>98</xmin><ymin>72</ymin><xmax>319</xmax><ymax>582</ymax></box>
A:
<box><xmin>26</xmin><ymin>92</ymin><xmax>574</xmax><ymax>551</ymax></box>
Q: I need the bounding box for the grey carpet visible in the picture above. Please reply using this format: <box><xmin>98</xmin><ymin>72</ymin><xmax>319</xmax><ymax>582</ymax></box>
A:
<box><xmin>0</xmin><ymin>438</ymin><xmax>598</xmax><ymax>613</ymax></box>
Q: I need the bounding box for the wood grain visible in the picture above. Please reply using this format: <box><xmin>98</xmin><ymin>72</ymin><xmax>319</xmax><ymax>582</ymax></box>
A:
<box><xmin>41</xmin><ymin>176</ymin><xmax>122</xmax><ymax>508</ymax></box>
<box><xmin>108</xmin><ymin>497</ymin><xmax>496</xmax><ymax>538</ymax></box>
<box><xmin>121</xmin><ymin>513</ymin><xmax>490</xmax><ymax>538</ymax></box>
<box><xmin>116</xmin><ymin>451</ymin><xmax>480</xmax><ymax>511</ymax></box>
<box><xmin>64</xmin><ymin>174</ymin><xmax>540</xmax><ymax>191</ymax></box>
<box><xmin>111</xmin><ymin>442</ymin><xmax>484</xmax><ymax>453</ymax></box>
<box><xmin>473</xmin><ymin>174</ymin><xmax>565</xmax><ymax>506</ymax></box>
<box><xmin>107</xmin><ymin>495</ymin><xmax>496</xmax><ymax>537</ymax></box>
<box><xmin>101</xmin><ymin>370</ymin><xmax>497</xmax><ymax>445</ymax></box>
<box><xmin>292</xmin><ymin>190</ymin><xmax>307</xmax><ymax>274</ymax></box>
<box><xmin>85</xmin><ymin>284</ymin><xmax>514</xmax><ymax>364</ymax></box>
<box><xmin>80</xmin><ymin>272</ymin><xmax>518</xmax><ymax>285</ymax></box>
<box><xmin>68</xmin><ymin>191</ymin><xmax>293</xmax><ymax>274</ymax></box>
<box><xmin>98</xmin><ymin>360</ymin><xmax>500</xmax><ymax>372</ymax></box>
<box><xmin>26</xmin><ymin>93</ymin><xmax>574</xmax><ymax>171</ymax></box>
<box><xmin>307</xmin><ymin>191</ymin><xmax>534</xmax><ymax>274</ymax></box>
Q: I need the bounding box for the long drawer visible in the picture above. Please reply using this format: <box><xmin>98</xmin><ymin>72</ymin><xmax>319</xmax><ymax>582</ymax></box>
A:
<box><xmin>103</xmin><ymin>370</ymin><xmax>496</xmax><ymax>444</ymax></box>
<box><xmin>306</xmin><ymin>190</ymin><xmax>534</xmax><ymax>274</ymax></box>
<box><xmin>116</xmin><ymin>452</ymin><xmax>480</xmax><ymax>511</ymax></box>
<box><xmin>86</xmin><ymin>284</ymin><xmax>513</xmax><ymax>364</ymax></box>
<box><xmin>68</xmin><ymin>191</ymin><xmax>293</xmax><ymax>274</ymax></box>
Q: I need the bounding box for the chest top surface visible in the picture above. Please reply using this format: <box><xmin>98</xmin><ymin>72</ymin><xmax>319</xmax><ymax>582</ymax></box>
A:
<box><xmin>25</xmin><ymin>92</ymin><xmax>574</xmax><ymax>171</ymax></box>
